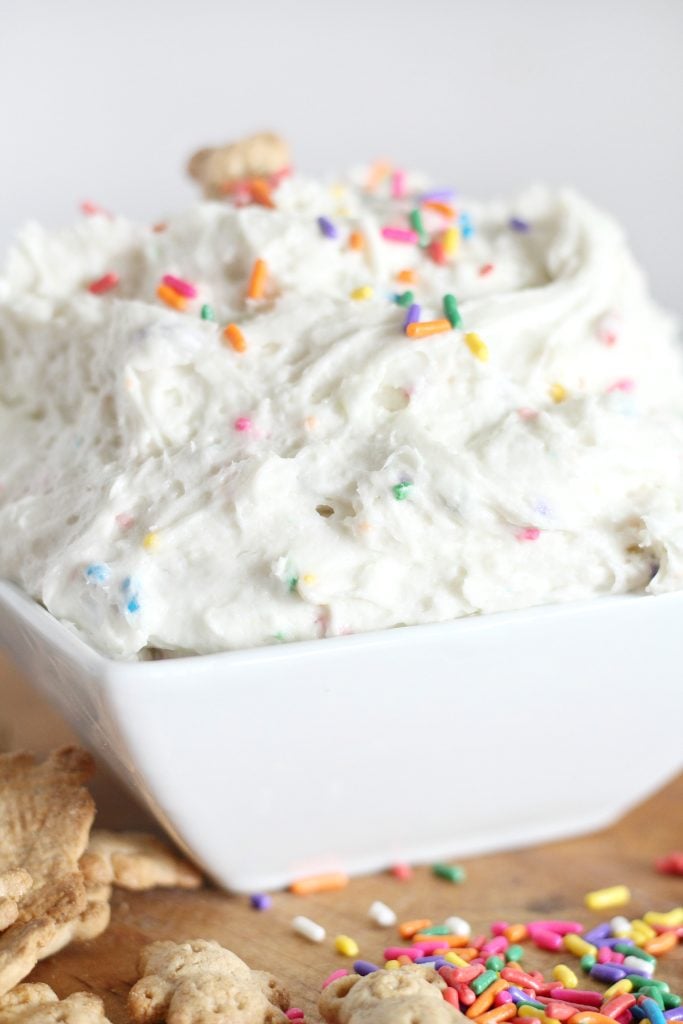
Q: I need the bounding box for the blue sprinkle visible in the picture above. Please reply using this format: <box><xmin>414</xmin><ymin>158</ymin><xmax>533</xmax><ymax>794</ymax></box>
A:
<box><xmin>121</xmin><ymin>575</ymin><xmax>141</xmax><ymax>615</ymax></box>
<box><xmin>85</xmin><ymin>563</ymin><xmax>110</xmax><ymax>583</ymax></box>
<box><xmin>459</xmin><ymin>211</ymin><xmax>474</xmax><ymax>238</ymax></box>
<box><xmin>317</xmin><ymin>215</ymin><xmax>338</xmax><ymax>239</ymax></box>
<box><xmin>126</xmin><ymin>596</ymin><xmax>140</xmax><ymax>614</ymax></box>
<box><xmin>509</xmin><ymin>216</ymin><xmax>531</xmax><ymax>233</ymax></box>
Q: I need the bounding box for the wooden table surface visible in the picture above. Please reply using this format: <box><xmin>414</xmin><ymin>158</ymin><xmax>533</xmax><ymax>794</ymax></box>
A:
<box><xmin>1</xmin><ymin>650</ymin><xmax>682</xmax><ymax>1021</ymax></box>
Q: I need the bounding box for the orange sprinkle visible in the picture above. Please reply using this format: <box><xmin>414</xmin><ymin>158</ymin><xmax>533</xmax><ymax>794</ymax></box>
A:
<box><xmin>396</xmin><ymin>268</ymin><xmax>417</xmax><ymax>284</ymax></box>
<box><xmin>475</xmin><ymin>1004</ymin><xmax>517</xmax><ymax>1024</ymax></box>
<box><xmin>398</xmin><ymin>918</ymin><xmax>432</xmax><ymax>939</ymax></box>
<box><xmin>290</xmin><ymin>872</ymin><xmax>348</xmax><ymax>895</ymax></box>
<box><xmin>568</xmin><ymin>1014</ymin><xmax>618</xmax><ymax>1024</ymax></box>
<box><xmin>423</xmin><ymin>200</ymin><xmax>456</xmax><ymax>219</ymax></box>
<box><xmin>156</xmin><ymin>283</ymin><xmax>187</xmax><ymax>311</ymax></box>
<box><xmin>503</xmin><ymin>923</ymin><xmax>528</xmax><ymax>943</ymax></box>
<box><xmin>223</xmin><ymin>323</ymin><xmax>247</xmax><ymax>353</ymax></box>
<box><xmin>247</xmin><ymin>258</ymin><xmax>268</xmax><ymax>300</ymax></box>
<box><xmin>397</xmin><ymin>955</ymin><xmax>413</xmax><ymax>965</ymax></box>
<box><xmin>366</xmin><ymin>160</ymin><xmax>392</xmax><ymax>191</ymax></box>
<box><xmin>414</xmin><ymin>934</ymin><xmax>470</xmax><ymax>948</ymax></box>
<box><xmin>152</xmin><ymin>222</ymin><xmax>167</xmax><ymax>233</ymax></box>
<box><xmin>467</xmin><ymin>980</ymin><xmax>510</xmax><ymax>1018</ymax></box>
<box><xmin>644</xmin><ymin>929</ymin><xmax>678</xmax><ymax>955</ymax></box>
<box><xmin>456</xmin><ymin>947</ymin><xmax>480</xmax><ymax>962</ymax></box>
<box><xmin>348</xmin><ymin>230</ymin><xmax>365</xmax><ymax>251</ymax></box>
<box><xmin>406</xmin><ymin>318</ymin><xmax>452</xmax><ymax>340</ymax></box>
<box><xmin>249</xmin><ymin>178</ymin><xmax>275</xmax><ymax>208</ymax></box>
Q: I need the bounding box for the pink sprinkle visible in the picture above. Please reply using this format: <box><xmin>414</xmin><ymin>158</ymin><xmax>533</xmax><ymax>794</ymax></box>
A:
<box><xmin>550</xmin><ymin>989</ymin><xmax>602</xmax><ymax>1008</ymax></box>
<box><xmin>286</xmin><ymin>1011</ymin><xmax>305</xmax><ymax>1021</ymax></box>
<box><xmin>384</xmin><ymin>946</ymin><xmax>421</xmax><ymax>961</ymax></box>
<box><xmin>429</xmin><ymin>239</ymin><xmax>448</xmax><ymax>264</ymax></box>
<box><xmin>115</xmin><ymin>513</ymin><xmax>135</xmax><ymax>530</ymax></box>
<box><xmin>531</xmin><ymin>927</ymin><xmax>563</xmax><ymax>951</ymax></box>
<box><xmin>517</xmin><ymin>407</ymin><xmax>538</xmax><ymax>420</ymax></box>
<box><xmin>598</xmin><ymin>312</ymin><xmax>621</xmax><ymax>346</ymax></box>
<box><xmin>496</xmin><ymin>992</ymin><xmax>514</xmax><ymax>1006</ymax></box>
<box><xmin>611</xmin><ymin>952</ymin><xmax>625</xmax><ymax>964</ymax></box>
<box><xmin>88</xmin><ymin>272</ymin><xmax>119</xmax><ymax>295</ymax></box>
<box><xmin>607</xmin><ymin>377</ymin><xmax>635</xmax><ymax>393</ymax></box>
<box><xmin>597</xmin><ymin>946</ymin><xmax>613</xmax><ymax>963</ymax></box>
<box><xmin>322</xmin><ymin>969</ymin><xmax>348</xmax><ymax>989</ymax></box>
<box><xmin>381</xmin><ymin>226</ymin><xmax>419</xmax><ymax>244</ymax></box>
<box><xmin>481</xmin><ymin>936</ymin><xmax>509</xmax><ymax>956</ymax></box>
<box><xmin>529</xmin><ymin>920</ymin><xmax>583</xmax><ymax>936</ymax></box>
<box><xmin>516</xmin><ymin>527</ymin><xmax>541</xmax><ymax>542</ymax></box>
<box><xmin>162</xmin><ymin>274</ymin><xmax>198</xmax><ymax>298</ymax></box>
<box><xmin>234</xmin><ymin>417</ymin><xmax>253</xmax><ymax>432</ymax></box>
<box><xmin>81</xmin><ymin>199</ymin><xmax>111</xmax><ymax>217</ymax></box>
<box><xmin>391</xmin><ymin>170</ymin><xmax>407</xmax><ymax>199</ymax></box>
<box><xmin>391</xmin><ymin>863</ymin><xmax>413</xmax><ymax>881</ymax></box>
<box><xmin>414</xmin><ymin>940</ymin><xmax>452</xmax><ymax>955</ymax></box>
<box><xmin>491</xmin><ymin>921</ymin><xmax>509</xmax><ymax>936</ymax></box>
<box><xmin>479</xmin><ymin>263</ymin><xmax>495</xmax><ymax>276</ymax></box>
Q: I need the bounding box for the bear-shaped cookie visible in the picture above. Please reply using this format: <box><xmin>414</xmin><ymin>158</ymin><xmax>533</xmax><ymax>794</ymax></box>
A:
<box><xmin>188</xmin><ymin>133</ymin><xmax>290</xmax><ymax>199</ymax></box>
<box><xmin>319</xmin><ymin>965</ymin><xmax>465</xmax><ymax>1024</ymax></box>
<box><xmin>128</xmin><ymin>939</ymin><xmax>290</xmax><ymax>1024</ymax></box>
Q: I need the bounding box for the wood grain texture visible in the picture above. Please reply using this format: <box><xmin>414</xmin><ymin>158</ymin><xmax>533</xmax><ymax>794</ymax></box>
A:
<box><xmin>1</xmin><ymin>651</ymin><xmax>682</xmax><ymax>1021</ymax></box>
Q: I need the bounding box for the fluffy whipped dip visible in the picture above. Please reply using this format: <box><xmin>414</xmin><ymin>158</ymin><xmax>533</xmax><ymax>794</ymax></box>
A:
<box><xmin>1</xmin><ymin>169</ymin><xmax>682</xmax><ymax>658</ymax></box>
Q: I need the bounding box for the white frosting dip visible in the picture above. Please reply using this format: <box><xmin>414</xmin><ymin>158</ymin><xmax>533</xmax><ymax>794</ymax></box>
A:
<box><xmin>1</xmin><ymin>175</ymin><xmax>682</xmax><ymax>658</ymax></box>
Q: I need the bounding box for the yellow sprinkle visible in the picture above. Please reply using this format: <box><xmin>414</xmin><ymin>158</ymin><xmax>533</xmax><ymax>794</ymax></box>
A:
<box><xmin>552</xmin><ymin>964</ymin><xmax>577</xmax><ymax>989</ymax></box>
<box><xmin>330</xmin><ymin>183</ymin><xmax>347</xmax><ymax>198</ymax></box>
<box><xmin>643</xmin><ymin>908</ymin><xmax>683</xmax><ymax>928</ymax></box>
<box><xmin>517</xmin><ymin>1008</ymin><xmax>554</xmax><ymax>1024</ymax></box>
<box><xmin>142</xmin><ymin>532</ymin><xmax>159</xmax><ymax>551</ymax></box>
<box><xmin>464</xmin><ymin>331</ymin><xmax>489</xmax><ymax>362</ymax></box>
<box><xmin>564</xmin><ymin>934</ymin><xmax>597</xmax><ymax>957</ymax></box>
<box><xmin>384</xmin><ymin>959</ymin><xmax>400</xmax><ymax>970</ymax></box>
<box><xmin>550</xmin><ymin>382</ymin><xmax>567</xmax><ymax>403</ymax></box>
<box><xmin>336</xmin><ymin>205</ymin><xmax>350</xmax><ymax>217</ymax></box>
<box><xmin>585</xmin><ymin>885</ymin><xmax>631</xmax><ymax>911</ymax></box>
<box><xmin>351</xmin><ymin>285</ymin><xmax>373</xmax><ymax>301</ymax></box>
<box><xmin>442</xmin><ymin>226</ymin><xmax>460</xmax><ymax>256</ymax></box>
<box><xmin>334</xmin><ymin>935</ymin><xmax>359</xmax><ymax>958</ymax></box>
<box><xmin>604</xmin><ymin>980</ymin><xmax>633</xmax><ymax>999</ymax></box>
<box><xmin>302</xmin><ymin>574</ymin><xmax>317</xmax><ymax>585</ymax></box>
<box><xmin>631</xmin><ymin>918</ymin><xmax>656</xmax><ymax>941</ymax></box>
<box><xmin>444</xmin><ymin>952</ymin><xmax>468</xmax><ymax>967</ymax></box>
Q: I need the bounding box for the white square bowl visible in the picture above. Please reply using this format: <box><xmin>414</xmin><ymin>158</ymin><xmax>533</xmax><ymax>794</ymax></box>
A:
<box><xmin>1</xmin><ymin>579</ymin><xmax>681</xmax><ymax>892</ymax></box>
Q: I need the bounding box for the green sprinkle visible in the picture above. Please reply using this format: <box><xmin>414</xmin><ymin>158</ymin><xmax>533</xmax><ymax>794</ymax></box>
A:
<box><xmin>417</xmin><ymin>925</ymin><xmax>452</xmax><ymax>936</ymax></box>
<box><xmin>395</xmin><ymin>290</ymin><xmax>415</xmax><ymax>307</ymax></box>
<box><xmin>392</xmin><ymin>482</ymin><xmax>413</xmax><ymax>501</ymax></box>
<box><xmin>470</xmin><ymin>969</ymin><xmax>498</xmax><ymax>996</ymax></box>
<box><xmin>628</xmin><ymin>976</ymin><xmax>669</xmax><ymax>992</ymax></box>
<box><xmin>663</xmin><ymin>994</ymin><xmax>682</xmax><ymax>1009</ymax></box>
<box><xmin>443</xmin><ymin>293</ymin><xmax>462</xmax><ymax>328</ymax></box>
<box><xmin>580</xmin><ymin>953</ymin><xmax>596</xmax><ymax>972</ymax></box>
<box><xmin>640</xmin><ymin>987</ymin><xmax>665</xmax><ymax>1008</ymax></box>
<box><xmin>613</xmin><ymin>944</ymin><xmax>655</xmax><ymax>963</ymax></box>
<box><xmin>273</xmin><ymin>631</ymin><xmax>286</xmax><ymax>642</ymax></box>
<box><xmin>505</xmin><ymin>944</ymin><xmax>524</xmax><ymax>963</ymax></box>
<box><xmin>287</xmin><ymin>576</ymin><xmax>299</xmax><ymax>592</ymax></box>
<box><xmin>485</xmin><ymin>955</ymin><xmax>505</xmax><ymax>972</ymax></box>
<box><xmin>431</xmin><ymin>862</ymin><xmax>465</xmax><ymax>883</ymax></box>
<box><xmin>409</xmin><ymin>208</ymin><xmax>429</xmax><ymax>246</ymax></box>
<box><xmin>200</xmin><ymin>304</ymin><xmax>215</xmax><ymax>320</ymax></box>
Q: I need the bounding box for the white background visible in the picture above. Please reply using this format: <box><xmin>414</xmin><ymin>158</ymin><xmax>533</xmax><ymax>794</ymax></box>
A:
<box><xmin>2</xmin><ymin>0</ymin><xmax>682</xmax><ymax>312</ymax></box>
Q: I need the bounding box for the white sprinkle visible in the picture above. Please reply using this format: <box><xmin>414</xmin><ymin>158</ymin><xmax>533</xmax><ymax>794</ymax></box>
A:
<box><xmin>610</xmin><ymin>915</ymin><xmax>631</xmax><ymax>937</ymax></box>
<box><xmin>623</xmin><ymin>955</ymin><xmax>654</xmax><ymax>976</ymax></box>
<box><xmin>292</xmin><ymin>915</ymin><xmax>326</xmax><ymax>943</ymax></box>
<box><xmin>368</xmin><ymin>900</ymin><xmax>397</xmax><ymax>928</ymax></box>
<box><xmin>443</xmin><ymin>916</ymin><xmax>471</xmax><ymax>937</ymax></box>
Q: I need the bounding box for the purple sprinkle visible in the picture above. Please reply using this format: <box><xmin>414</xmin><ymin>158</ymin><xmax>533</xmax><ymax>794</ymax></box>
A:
<box><xmin>414</xmin><ymin>955</ymin><xmax>443</xmax><ymax>964</ymax></box>
<box><xmin>508</xmin><ymin>987</ymin><xmax>531</xmax><ymax>1004</ymax></box>
<box><xmin>590</xmin><ymin>963</ymin><xmax>627</xmax><ymax>984</ymax></box>
<box><xmin>583</xmin><ymin>923</ymin><xmax>611</xmax><ymax>944</ymax></box>
<box><xmin>596</xmin><ymin>936</ymin><xmax>628</xmax><ymax>949</ymax></box>
<box><xmin>250</xmin><ymin>893</ymin><xmax>271</xmax><ymax>911</ymax></box>
<box><xmin>664</xmin><ymin>1010</ymin><xmax>683</xmax><ymax>1021</ymax></box>
<box><xmin>419</xmin><ymin>188</ymin><xmax>457</xmax><ymax>202</ymax></box>
<box><xmin>317</xmin><ymin>215</ymin><xmax>338</xmax><ymax>239</ymax></box>
<box><xmin>509</xmin><ymin>216</ymin><xmax>531</xmax><ymax>233</ymax></box>
<box><xmin>403</xmin><ymin>302</ymin><xmax>421</xmax><ymax>333</ymax></box>
<box><xmin>354</xmin><ymin>960</ymin><xmax>380</xmax><ymax>976</ymax></box>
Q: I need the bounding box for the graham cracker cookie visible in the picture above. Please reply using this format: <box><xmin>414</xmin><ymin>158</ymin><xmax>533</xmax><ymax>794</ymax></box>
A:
<box><xmin>319</xmin><ymin>964</ymin><xmax>464</xmax><ymax>1024</ymax></box>
<box><xmin>128</xmin><ymin>939</ymin><xmax>290</xmax><ymax>1024</ymax></box>
<box><xmin>0</xmin><ymin>747</ymin><xmax>96</xmax><ymax>994</ymax></box>
<box><xmin>188</xmin><ymin>133</ymin><xmax>289</xmax><ymax>199</ymax></box>
<box><xmin>0</xmin><ymin>983</ymin><xmax>111</xmax><ymax>1024</ymax></box>
<box><xmin>85</xmin><ymin>832</ymin><xmax>202</xmax><ymax>891</ymax></box>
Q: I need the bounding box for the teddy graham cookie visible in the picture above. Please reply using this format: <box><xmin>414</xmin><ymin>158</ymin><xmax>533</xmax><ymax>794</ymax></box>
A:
<box><xmin>319</xmin><ymin>964</ymin><xmax>465</xmax><ymax>1024</ymax></box>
